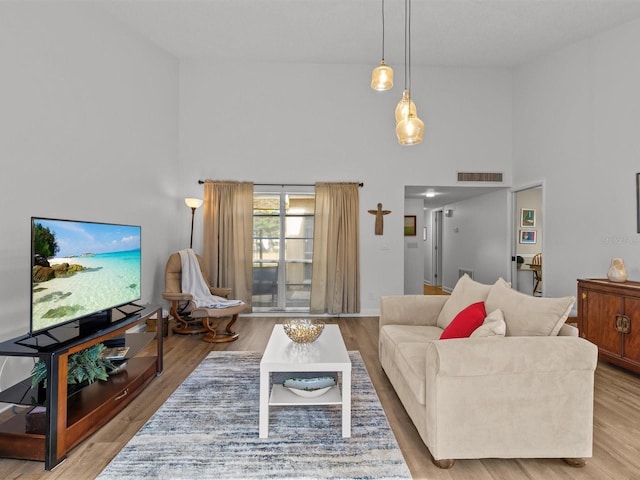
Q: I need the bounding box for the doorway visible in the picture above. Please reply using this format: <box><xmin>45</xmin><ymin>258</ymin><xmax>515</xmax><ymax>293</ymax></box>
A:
<box><xmin>432</xmin><ymin>209</ymin><xmax>443</xmax><ymax>287</ymax></box>
<box><xmin>406</xmin><ymin>185</ymin><xmax>509</xmax><ymax>294</ymax></box>
<box><xmin>252</xmin><ymin>187</ymin><xmax>315</xmax><ymax>312</ymax></box>
<box><xmin>512</xmin><ymin>185</ymin><xmax>543</xmax><ymax>296</ymax></box>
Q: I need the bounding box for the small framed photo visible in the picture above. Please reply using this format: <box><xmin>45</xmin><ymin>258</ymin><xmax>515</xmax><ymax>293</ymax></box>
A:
<box><xmin>404</xmin><ymin>215</ymin><xmax>416</xmax><ymax>236</ymax></box>
<box><xmin>519</xmin><ymin>230</ymin><xmax>536</xmax><ymax>244</ymax></box>
<box><xmin>521</xmin><ymin>208</ymin><xmax>536</xmax><ymax>228</ymax></box>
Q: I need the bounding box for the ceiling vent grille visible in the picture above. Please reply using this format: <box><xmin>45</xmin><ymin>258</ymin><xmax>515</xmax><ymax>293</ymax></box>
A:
<box><xmin>457</xmin><ymin>172</ymin><xmax>503</xmax><ymax>183</ymax></box>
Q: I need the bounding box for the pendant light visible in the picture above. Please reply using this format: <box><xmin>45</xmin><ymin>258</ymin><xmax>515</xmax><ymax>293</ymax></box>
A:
<box><xmin>371</xmin><ymin>0</ymin><xmax>393</xmax><ymax>91</ymax></box>
<box><xmin>396</xmin><ymin>111</ymin><xmax>424</xmax><ymax>145</ymax></box>
<box><xmin>396</xmin><ymin>0</ymin><xmax>424</xmax><ymax>145</ymax></box>
<box><xmin>394</xmin><ymin>89</ymin><xmax>416</xmax><ymax>124</ymax></box>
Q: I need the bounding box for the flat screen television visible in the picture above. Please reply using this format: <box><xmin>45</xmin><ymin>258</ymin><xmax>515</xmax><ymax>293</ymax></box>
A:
<box><xmin>30</xmin><ymin>217</ymin><xmax>142</xmax><ymax>337</ymax></box>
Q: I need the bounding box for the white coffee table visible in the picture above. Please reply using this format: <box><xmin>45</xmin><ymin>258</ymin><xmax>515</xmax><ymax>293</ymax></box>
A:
<box><xmin>259</xmin><ymin>323</ymin><xmax>352</xmax><ymax>438</ymax></box>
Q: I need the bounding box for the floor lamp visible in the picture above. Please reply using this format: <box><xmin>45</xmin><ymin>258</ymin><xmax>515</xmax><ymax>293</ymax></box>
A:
<box><xmin>185</xmin><ymin>198</ymin><xmax>203</xmax><ymax>249</ymax></box>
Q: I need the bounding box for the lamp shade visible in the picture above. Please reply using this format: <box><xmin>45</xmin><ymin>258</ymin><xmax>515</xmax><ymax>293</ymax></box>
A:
<box><xmin>185</xmin><ymin>198</ymin><xmax>203</xmax><ymax>209</ymax></box>
<box><xmin>396</xmin><ymin>112</ymin><xmax>424</xmax><ymax>145</ymax></box>
<box><xmin>371</xmin><ymin>61</ymin><xmax>393</xmax><ymax>91</ymax></box>
<box><xmin>394</xmin><ymin>89</ymin><xmax>417</xmax><ymax>125</ymax></box>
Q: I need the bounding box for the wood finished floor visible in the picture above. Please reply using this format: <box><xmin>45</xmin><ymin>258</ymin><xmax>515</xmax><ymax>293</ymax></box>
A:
<box><xmin>1</xmin><ymin>316</ymin><xmax>639</xmax><ymax>479</ymax></box>
<box><xmin>423</xmin><ymin>284</ymin><xmax>449</xmax><ymax>295</ymax></box>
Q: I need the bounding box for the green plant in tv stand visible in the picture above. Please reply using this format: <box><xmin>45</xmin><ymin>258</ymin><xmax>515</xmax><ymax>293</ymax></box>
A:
<box><xmin>31</xmin><ymin>343</ymin><xmax>115</xmax><ymax>389</ymax></box>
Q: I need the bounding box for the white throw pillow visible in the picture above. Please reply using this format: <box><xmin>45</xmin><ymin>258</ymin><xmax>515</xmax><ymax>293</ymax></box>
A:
<box><xmin>436</xmin><ymin>275</ymin><xmax>510</xmax><ymax>330</ymax></box>
<box><xmin>485</xmin><ymin>281</ymin><xmax>575</xmax><ymax>336</ymax></box>
<box><xmin>470</xmin><ymin>308</ymin><xmax>506</xmax><ymax>337</ymax></box>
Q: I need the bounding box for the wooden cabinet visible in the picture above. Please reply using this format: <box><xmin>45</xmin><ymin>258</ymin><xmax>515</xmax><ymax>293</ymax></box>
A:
<box><xmin>577</xmin><ymin>279</ymin><xmax>640</xmax><ymax>374</ymax></box>
<box><xmin>0</xmin><ymin>305</ymin><xmax>163</xmax><ymax>470</ymax></box>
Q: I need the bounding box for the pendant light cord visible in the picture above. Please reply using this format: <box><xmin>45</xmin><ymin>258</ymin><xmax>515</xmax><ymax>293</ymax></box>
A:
<box><xmin>381</xmin><ymin>0</ymin><xmax>385</xmax><ymax>61</ymax></box>
<box><xmin>405</xmin><ymin>0</ymin><xmax>411</xmax><ymax>95</ymax></box>
<box><xmin>408</xmin><ymin>0</ymin><xmax>412</xmax><ymax>93</ymax></box>
<box><xmin>403</xmin><ymin>0</ymin><xmax>408</xmax><ymax>91</ymax></box>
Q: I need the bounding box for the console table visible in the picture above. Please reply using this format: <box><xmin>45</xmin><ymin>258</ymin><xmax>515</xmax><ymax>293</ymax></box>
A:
<box><xmin>0</xmin><ymin>304</ymin><xmax>163</xmax><ymax>470</ymax></box>
<box><xmin>577</xmin><ymin>278</ymin><xmax>640</xmax><ymax>374</ymax></box>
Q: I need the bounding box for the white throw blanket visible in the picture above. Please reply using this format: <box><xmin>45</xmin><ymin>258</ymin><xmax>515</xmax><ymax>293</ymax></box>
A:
<box><xmin>178</xmin><ymin>249</ymin><xmax>244</xmax><ymax>309</ymax></box>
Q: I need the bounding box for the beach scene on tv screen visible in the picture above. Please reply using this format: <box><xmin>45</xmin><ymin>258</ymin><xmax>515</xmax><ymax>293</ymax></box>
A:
<box><xmin>31</xmin><ymin>219</ymin><xmax>141</xmax><ymax>333</ymax></box>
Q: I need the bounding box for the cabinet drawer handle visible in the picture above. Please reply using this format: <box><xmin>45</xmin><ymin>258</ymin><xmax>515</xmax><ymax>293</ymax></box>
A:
<box><xmin>622</xmin><ymin>315</ymin><xmax>631</xmax><ymax>334</ymax></box>
<box><xmin>614</xmin><ymin>315</ymin><xmax>631</xmax><ymax>334</ymax></box>
<box><xmin>115</xmin><ymin>388</ymin><xmax>129</xmax><ymax>401</ymax></box>
<box><xmin>615</xmin><ymin>315</ymin><xmax>624</xmax><ymax>332</ymax></box>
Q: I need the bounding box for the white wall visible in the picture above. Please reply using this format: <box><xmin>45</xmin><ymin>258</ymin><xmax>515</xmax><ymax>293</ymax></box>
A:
<box><xmin>423</xmin><ymin>208</ymin><xmax>434</xmax><ymax>285</ymax></box>
<box><xmin>440</xmin><ymin>189</ymin><xmax>511</xmax><ymax>291</ymax></box>
<box><xmin>404</xmin><ymin>198</ymin><xmax>425</xmax><ymax>294</ymax></box>
<box><xmin>514</xmin><ymin>17</ymin><xmax>640</xmax><ymax>298</ymax></box>
<box><xmin>179</xmin><ymin>61</ymin><xmax>513</xmax><ymax>312</ymax></box>
<box><xmin>0</xmin><ymin>4</ymin><xmax>178</xmax><ymax>393</ymax></box>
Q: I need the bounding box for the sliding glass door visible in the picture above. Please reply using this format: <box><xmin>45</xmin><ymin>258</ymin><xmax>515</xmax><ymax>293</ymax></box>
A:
<box><xmin>253</xmin><ymin>187</ymin><xmax>314</xmax><ymax>311</ymax></box>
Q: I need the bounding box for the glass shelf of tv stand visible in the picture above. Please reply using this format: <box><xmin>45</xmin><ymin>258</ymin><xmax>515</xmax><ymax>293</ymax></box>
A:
<box><xmin>0</xmin><ymin>331</ymin><xmax>157</xmax><ymax>407</ymax></box>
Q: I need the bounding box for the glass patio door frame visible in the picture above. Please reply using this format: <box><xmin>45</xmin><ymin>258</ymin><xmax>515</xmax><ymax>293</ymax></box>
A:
<box><xmin>253</xmin><ymin>185</ymin><xmax>314</xmax><ymax>312</ymax></box>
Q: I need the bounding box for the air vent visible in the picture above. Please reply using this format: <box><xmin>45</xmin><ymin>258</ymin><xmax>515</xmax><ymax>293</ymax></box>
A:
<box><xmin>457</xmin><ymin>172</ymin><xmax>503</xmax><ymax>182</ymax></box>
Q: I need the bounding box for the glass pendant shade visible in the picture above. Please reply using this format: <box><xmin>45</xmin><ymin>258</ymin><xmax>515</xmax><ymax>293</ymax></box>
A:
<box><xmin>395</xmin><ymin>89</ymin><xmax>417</xmax><ymax>125</ymax></box>
<box><xmin>371</xmin><ymin>61</ymin><xmax>393</xmax><ymax>91</ymax></box>
<box><xmin>396</xmin><ymin>112</ymin><xmax>424</xmax><ymax>145</ymax></box>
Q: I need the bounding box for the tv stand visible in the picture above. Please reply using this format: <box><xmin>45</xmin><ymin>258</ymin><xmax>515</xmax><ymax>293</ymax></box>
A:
<box><xmin>113</xmin><ymin>302</ymin><xmax>145</xmax><ymax>316</ymax></box>
<box><xmin>0</xmin><ymin>305</ymin><xmax>163</xmax><ymax>470</ymax></box>
<box><xmin>14</xmin><ymin>329</ymin><xmax>61</xmax><ymax>349</ymax></box>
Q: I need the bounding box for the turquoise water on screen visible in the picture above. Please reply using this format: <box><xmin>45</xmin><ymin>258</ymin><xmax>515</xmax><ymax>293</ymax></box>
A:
<box><xmin>32</xmin><ymin>249</ymin><xmax>141</xmax><ymax>332</ymax></box>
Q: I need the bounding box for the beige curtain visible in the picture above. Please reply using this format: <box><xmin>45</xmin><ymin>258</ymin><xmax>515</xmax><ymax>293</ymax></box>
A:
<box><xmin>202</xmin><ymin>181</ymin><xmax>253</xmax><ymax>306</ymax></box>
<box><xmin>310</xmin><ymin>182</ymin><xmax>360</xmax><ymax>314</ymax></box>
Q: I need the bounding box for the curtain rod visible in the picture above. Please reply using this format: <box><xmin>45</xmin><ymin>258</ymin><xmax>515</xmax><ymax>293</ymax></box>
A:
<box><xmin>198</xmin><ymin>180</ymin><xmax>363</xmax><ymax>187</ymax></box>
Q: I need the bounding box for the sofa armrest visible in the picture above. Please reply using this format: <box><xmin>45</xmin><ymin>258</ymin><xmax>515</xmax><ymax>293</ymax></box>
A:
<box><xmin>426</xmin><ymin>336</ymin><xmax>597</xmax><ymax>377</ymax></box>
<box><xmin>423</xmin><ymin>336</ymin><xmax>598</xmax><ymax>461</ymax></box>
<box><xmin>380</xmin><ymin>295</ymin><xmax>449</xmax><ymax>328</ymax></box>
<box><xmin>558</xmin><ymin>323</ymin><xmax>578</xmax><ymax>336</ymax></box>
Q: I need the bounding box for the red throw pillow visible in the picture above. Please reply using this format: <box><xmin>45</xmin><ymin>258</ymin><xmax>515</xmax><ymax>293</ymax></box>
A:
<box><xmin>440</xmin><ymin>301</ymin><xmax>487</xmax><ymax>339</ymax></box>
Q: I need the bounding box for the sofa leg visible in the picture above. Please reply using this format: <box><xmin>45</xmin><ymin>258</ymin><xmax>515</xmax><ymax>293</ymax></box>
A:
<box><xmin>432</xmin><ymin>458</ymin><xmax>455</xmax><ymax>469</ymax></box>
<box><xmin>563</xmin><ymin>457</ymin><xmax>587</xmax><ymax>468</ymax></box>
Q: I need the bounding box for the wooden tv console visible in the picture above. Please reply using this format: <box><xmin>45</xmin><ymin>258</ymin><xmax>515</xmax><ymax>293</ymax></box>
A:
<box><xmin>0</xmin><ymin>304</ymin><xmax>163</xmax><ymax>470</ymax></box>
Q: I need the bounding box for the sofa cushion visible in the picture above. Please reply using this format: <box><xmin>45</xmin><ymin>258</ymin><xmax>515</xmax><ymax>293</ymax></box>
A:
<box><xmin>394</xmin><ymin>342</ymin><xmax>429</xmax><ymax>405</ymax></box>
<box><xmin>440</xmin><ymin>302</ymin><xmax>487</xmax><ymax>339</ymax></box>
<box><xmin>485</xmin><ymin>281</ymin><xmax>575</xmax><ymax>336</ymax></box>
<box><xmin>436</xmin><ymin>275</ymin><xmax>509</xmax><ymax>330</ymax></box>
<box><xmin>380</xmin><ymin>324</ymin><xmax>443</xmax><ymax>347</ymax></box>
<box><xmin>470</xmin><ymin>308</ymin><xmax>506</xmax><ymax>337</ymax></box>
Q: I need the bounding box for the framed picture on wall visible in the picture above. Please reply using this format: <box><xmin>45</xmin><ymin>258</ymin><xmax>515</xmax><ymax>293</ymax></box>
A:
<box><xmin>521</xmin><ymin>208</ymin><xmax>536</xmax><ymax>228</ymax></box>
<box><xmin>519</xmin><ymin>230</ymin><xmax>536</xmax><ymax>244</ymax></box>
<box><xmin>404</xmin><ymin>215</ymin><xmax>417</xmax><ymax>236</ymax></box>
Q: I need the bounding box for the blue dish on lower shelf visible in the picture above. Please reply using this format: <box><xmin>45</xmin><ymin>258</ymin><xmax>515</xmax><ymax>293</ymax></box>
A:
<box><xmin>283</xmin><ymin>376</ymin><xmax>336</xmax><ymax>391</ymax></box>
<box><xmin>285</xmin><ymin>385</ymin><xmax>333</xmax><ymax>398</ymax></box>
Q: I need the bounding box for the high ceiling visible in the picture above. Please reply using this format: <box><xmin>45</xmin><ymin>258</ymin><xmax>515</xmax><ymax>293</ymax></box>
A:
<box><xmin>96</xmin><ymin>0</ymin><xmax>640</xmax><ymax>67</ymax></box>
<box><xmin>91</xmin><ymin>0</ymin><xmax>640</xmax><ymax>206</ymax></box>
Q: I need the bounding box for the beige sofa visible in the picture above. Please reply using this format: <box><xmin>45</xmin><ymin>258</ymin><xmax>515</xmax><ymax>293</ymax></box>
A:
<box><xmin>379</xmin><ymin>275</ymin><xmax>598</xmax><ymax>468</ymax></box>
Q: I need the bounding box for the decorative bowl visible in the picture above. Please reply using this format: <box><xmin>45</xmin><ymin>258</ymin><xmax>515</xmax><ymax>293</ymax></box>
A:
<box><xmin>286</xmin><ymin>386</ymin><xmax>332</xmax><ymax>398</ymax></box>
<box><xmin>282</xmin><ymin>319</ymin><xmax>325</xmax><ymax>343</ymax></box>
<box><xmin>283</xmin><ymin>375</ymin><xmax>336</xmax><ymax>397</ymax></box>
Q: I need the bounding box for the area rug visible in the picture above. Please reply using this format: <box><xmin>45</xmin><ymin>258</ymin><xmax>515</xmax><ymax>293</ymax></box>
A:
<box><xmin>97</xmin><ymin>351</ymin><xmax>411</xmax><ymax>480</ymax></box>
